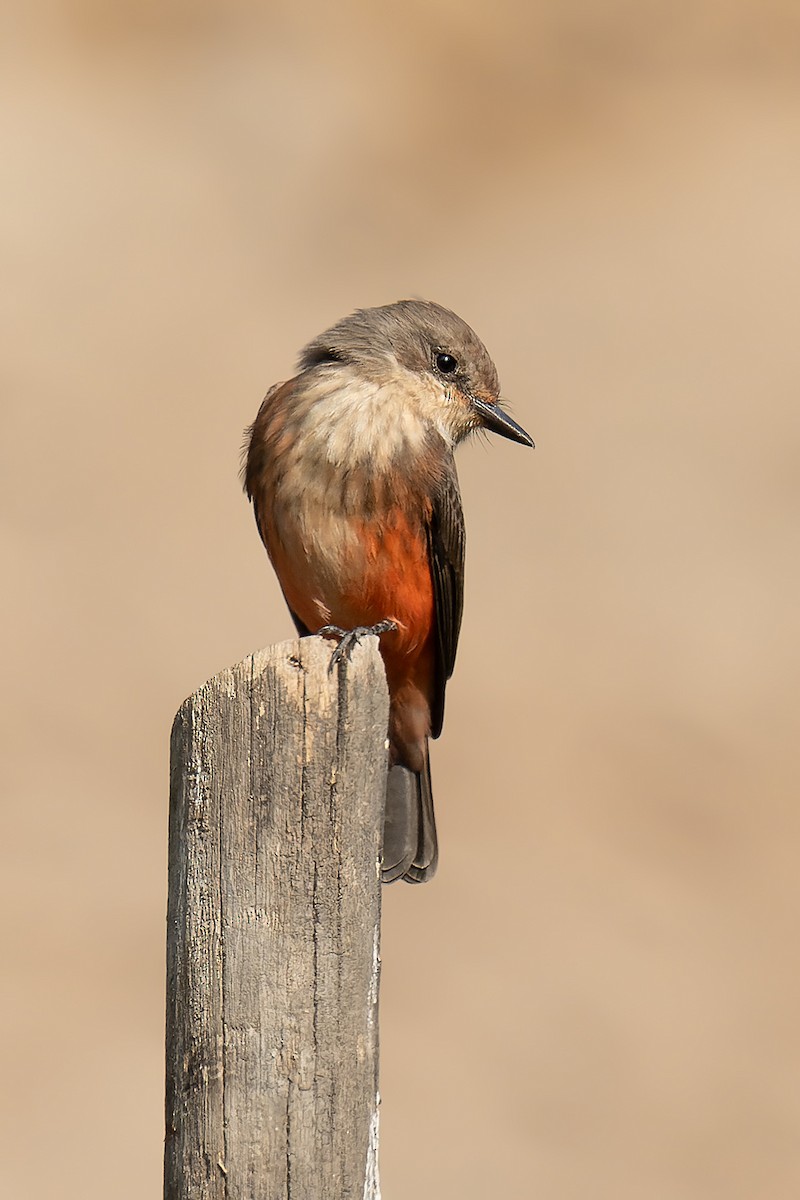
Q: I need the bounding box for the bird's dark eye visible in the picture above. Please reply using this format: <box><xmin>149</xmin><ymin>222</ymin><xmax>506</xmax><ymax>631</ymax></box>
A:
<box><xmin>435</xmin><ymin>352</ymin><xmax>458</xmax><ymax>375</ymax></box>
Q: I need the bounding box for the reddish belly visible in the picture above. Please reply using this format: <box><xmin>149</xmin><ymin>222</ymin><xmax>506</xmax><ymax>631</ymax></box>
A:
<box><xmin>271</xmin><ymin>510</ymin><xmax>435</xmax><ymax>659</ymax></box>
<box><xmin>268</xmin><ymin>507</ymin><xmax>438</xmax><ymax>762</ymax></box>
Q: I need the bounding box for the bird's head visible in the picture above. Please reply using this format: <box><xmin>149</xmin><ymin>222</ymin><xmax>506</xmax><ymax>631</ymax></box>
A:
<box><xmin>299</xmin><ymin>300</ymin><xmax>534</xmax><ymax>450</ymax></box>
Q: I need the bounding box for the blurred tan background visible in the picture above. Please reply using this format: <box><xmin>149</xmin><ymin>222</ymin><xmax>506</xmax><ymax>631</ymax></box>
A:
<box><xmin>2</xmin><ymin>2</ymin><xmax>799</xmax><ymax>1197</ymax></box>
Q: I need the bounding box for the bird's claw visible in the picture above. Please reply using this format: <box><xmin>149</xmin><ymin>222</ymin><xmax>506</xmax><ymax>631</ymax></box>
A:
<box><xmin>318</xmin><ymin>620</ymin><xmax>397</xmax><ymax>673</ymax></box>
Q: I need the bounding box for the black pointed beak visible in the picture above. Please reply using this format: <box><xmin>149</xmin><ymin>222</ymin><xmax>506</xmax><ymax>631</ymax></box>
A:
<box><xmin>471</xmin><ymin>396</ymin><xmax>534</xmax><ymax>448</ymax></box>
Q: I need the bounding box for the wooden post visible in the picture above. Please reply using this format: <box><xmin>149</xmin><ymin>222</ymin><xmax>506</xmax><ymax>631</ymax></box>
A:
<box><xmin>164</xmin><ymin>636</ymin><xmax>388</xmax><ymax>1200</ymax></box>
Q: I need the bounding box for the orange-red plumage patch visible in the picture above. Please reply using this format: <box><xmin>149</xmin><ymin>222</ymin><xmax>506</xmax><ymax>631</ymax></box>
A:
<box><xmin>266</xmin><ymin>505</ymin><xmax>437</xmax><ymax>769</ymax></box>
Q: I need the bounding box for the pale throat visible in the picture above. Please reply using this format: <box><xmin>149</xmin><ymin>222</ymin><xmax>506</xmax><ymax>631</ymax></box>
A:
<box><xmin>295</xmin><ymin>365</ymin><xmax>453</xmax><ymax>473</ymax></box>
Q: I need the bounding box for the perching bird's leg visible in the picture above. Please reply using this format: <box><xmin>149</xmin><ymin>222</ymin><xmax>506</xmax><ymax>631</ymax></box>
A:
<box><xmin>317</xmin><ymin>620</ymin><xmax>397</xmax><ymax>672</ymax></box>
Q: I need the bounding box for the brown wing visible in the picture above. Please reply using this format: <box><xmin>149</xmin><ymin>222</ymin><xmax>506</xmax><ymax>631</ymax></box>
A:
<box><xmin>243</xmin><ymin>377</ymin><xmax>312</xmax><ymax>637</ymax></box>
<box><xmin>241</xmin><ymin>379</ymin><xmax>289</xmax><ymax>505</ymax></box>
<box><xmin>426</xmin><ymin>461</ymin><xmax>465</xmax><ymax>739</ymax></box>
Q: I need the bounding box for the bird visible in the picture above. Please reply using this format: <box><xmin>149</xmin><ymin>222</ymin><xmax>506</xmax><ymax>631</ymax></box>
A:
<box><xmin>243</xmin><ymin>300</ymin><xmax>533</xmax><ymax>883</ymax></box>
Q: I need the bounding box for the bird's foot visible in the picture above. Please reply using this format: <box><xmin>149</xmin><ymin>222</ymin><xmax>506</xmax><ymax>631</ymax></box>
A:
<box><xmin>317</xmin><ymin>620</ymin><xmax>397</xmax><ymax>672</ymax></box>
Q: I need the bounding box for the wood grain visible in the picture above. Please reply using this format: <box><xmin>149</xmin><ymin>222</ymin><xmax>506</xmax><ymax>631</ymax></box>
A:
<box><xmin>165</xmin><ymin>636</ymin><xmax>389</xmax><ymax>1200</ymax></box>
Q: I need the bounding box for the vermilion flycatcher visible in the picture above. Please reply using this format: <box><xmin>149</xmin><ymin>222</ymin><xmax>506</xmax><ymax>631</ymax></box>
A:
<box><xmin>244</xmin><ymin>300</ymin><xmax>533</xmax><ymax>883</ymax></box>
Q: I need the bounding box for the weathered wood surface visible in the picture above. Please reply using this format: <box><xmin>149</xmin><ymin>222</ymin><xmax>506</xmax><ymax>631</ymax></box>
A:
<box><xmin>165</xmin><ymin>636</ymin><xmax>389</xmax><ymax>1200</ymax></box>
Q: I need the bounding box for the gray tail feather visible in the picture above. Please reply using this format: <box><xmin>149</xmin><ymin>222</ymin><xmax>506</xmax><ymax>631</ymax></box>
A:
<box><xmin>382</xmin><ymin>745</ymin><xmax>438</xmax><ymax>884</ymax></box>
